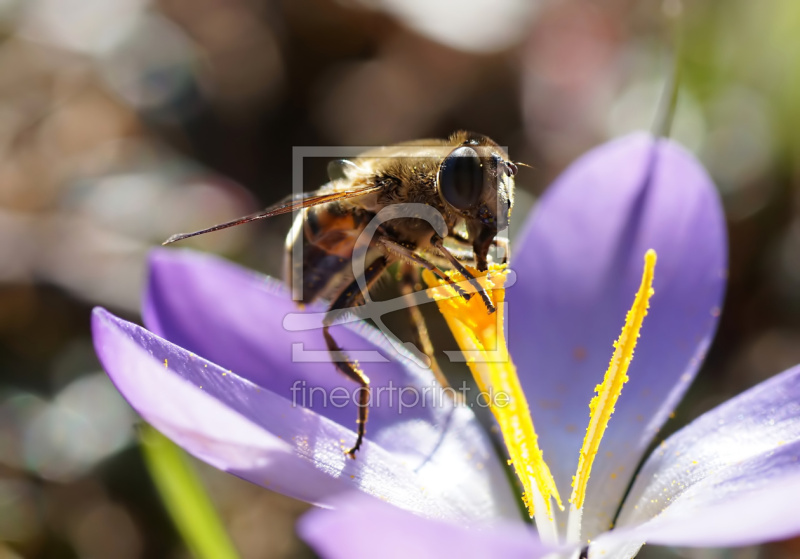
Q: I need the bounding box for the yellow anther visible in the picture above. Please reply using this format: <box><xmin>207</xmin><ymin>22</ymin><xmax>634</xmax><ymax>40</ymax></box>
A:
<box><xmin>570</xmin><ymin>249</ymin><xmax>657</xmax><ymax>511</ymax></box>
<box><xmin>424</xmin><ymin>265</ymin><xmax>563</xmax><ymax>518</ymax></box>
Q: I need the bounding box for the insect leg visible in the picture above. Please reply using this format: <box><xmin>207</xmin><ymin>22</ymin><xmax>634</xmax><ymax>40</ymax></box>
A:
<box><xmin>378</xmin><ymin>237</ymin><xmax>472</xmax><ymax>301</ymax></box>
<box><xmin>448</xmin><ymin>233</ymin><xmax>509</xmax><ymax>265</ymax></box>
<box><xmin>397</xmin><ymin>262</ymin><xmax>456</xmax><ymax>398</ymax></box>
<box><xmin>323</xmin><ymin>256</ymin><xmax>388</xmax><ymax>459</ymax></box>
<box><xmin>493</xmin><ymin>236</ymin><xmax>510</xmax><ymax>264</ymax></box>
<box><xmin>431</xmin><ymin>237</ymin><xmax>496</xmax><ymax>314</ymax></box>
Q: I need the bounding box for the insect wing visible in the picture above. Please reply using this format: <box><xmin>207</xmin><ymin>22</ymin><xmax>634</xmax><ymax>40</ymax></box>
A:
<box><xmin>162</xmin><ymin>183</ymin><xmax>384</xmax><ymax>245</ymax></box>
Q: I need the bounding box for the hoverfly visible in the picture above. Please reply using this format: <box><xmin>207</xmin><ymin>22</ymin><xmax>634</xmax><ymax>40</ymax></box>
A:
<box><xmin>163</xmin><ymin>130</ymin><xmax>517</xmax><ymax>458</ymax></box>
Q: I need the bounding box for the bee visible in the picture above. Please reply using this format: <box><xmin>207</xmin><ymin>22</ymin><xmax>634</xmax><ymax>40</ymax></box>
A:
<box><xmin>163</xmin><ymin>130</ymin><xmax>517</xmax><ymax>458</ymax></box>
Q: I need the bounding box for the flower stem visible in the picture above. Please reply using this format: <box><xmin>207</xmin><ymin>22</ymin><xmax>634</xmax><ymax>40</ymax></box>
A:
<box><xmin>652</xmin><ymin>1</ymin><xmax>684</xmax><ymax>139</ymax></box>
<box><xmin>140</xmin><ymin>424</ymin><xmax>240</xmax><ymax>559</ymax></box>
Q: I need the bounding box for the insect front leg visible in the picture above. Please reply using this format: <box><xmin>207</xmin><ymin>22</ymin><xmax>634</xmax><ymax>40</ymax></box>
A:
<box><xmin>431</xmin><ymin>236</ymin><xmax>496</xmax><ymax>314</ymax></box>
<box><xmin>493</xmin><ymin>236</ymin><xmax>510</xmax><ymax>264</ymax></box>
<box><xmin>377</xmin><ymin>237</ymin><xmax>472</xmax><ymax>302</ymax></box>
<box><xmin>323</xmin><ymin>255</ymin><xmax>388</xmax><ymax>459</ymax></box>
<box><xmin>448</xmin><ymin>233</ymin><xmax>510</xmax><ymax>265</ymax></box>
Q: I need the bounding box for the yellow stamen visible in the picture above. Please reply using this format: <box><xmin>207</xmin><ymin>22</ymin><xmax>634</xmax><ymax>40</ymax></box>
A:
<box><xmin>423</xmin><ymin>265</ymin><xmax>563</xmax><ymax>518</ymax></box>
<box><xmin>569</xmin><ymin>249</ymin><xmax>657</xmax><ymax>511</ymax></box>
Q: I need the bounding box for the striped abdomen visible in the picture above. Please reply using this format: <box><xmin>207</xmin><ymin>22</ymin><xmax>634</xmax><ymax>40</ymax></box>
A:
<box><xmin>283</xmin><ymin>202</ymin><xmax>380</xmax><ymax>304</ymax></box>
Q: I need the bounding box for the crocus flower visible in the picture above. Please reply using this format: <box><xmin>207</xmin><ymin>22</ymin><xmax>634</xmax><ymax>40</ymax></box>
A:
<box><xmin>92</xmin><ymin>133</ymin><xmax>800</xmax><ymax>558</ymax></box>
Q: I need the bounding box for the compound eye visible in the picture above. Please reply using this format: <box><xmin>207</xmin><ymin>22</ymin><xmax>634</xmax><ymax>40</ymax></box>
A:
<box><xmin>438</xmin><ymin>146</ymin><xmax>484</xmax><ymax>211</ymax></box>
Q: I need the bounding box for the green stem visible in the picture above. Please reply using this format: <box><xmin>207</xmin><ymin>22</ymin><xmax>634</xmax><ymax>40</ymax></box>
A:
<box><xmin>140</xmin><ymin>424</ymin><xmax>241</xmax><ymax>559</ymax></box>
<box><xmin>652</xmin><ymin>4</ymin><xmax>684</xmax><ymax>139</ymax></box>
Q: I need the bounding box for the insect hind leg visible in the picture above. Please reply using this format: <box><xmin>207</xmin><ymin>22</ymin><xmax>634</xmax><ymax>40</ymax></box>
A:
<box><xmin>322</xmin><ymin>256</ymin><xmax>388</xmax><ymax>459</ymax></box>
<box><xmin>322</xmin><ymin>325</ymin><xmax>370</xmax><ymax>459</ymax></box>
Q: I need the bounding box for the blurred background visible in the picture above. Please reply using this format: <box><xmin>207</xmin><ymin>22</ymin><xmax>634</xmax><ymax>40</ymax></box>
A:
<box><xmin>1</xmin><ymin>0</ymin><xmax>799</xmax><ymax>557</ymax></box>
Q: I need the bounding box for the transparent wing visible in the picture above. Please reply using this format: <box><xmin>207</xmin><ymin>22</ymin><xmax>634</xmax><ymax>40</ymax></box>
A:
<box><xmin>163</xmin><ymin>184</ymin><xmax>383</xmax><ymax>245</ymax></box>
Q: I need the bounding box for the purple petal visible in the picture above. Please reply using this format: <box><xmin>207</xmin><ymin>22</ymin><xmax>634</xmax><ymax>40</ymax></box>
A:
<box><xmin>299</xmin><ymin>494</ymin><xmax>553</xmax><ymax>559</ymax></box>
<box><xmin>604</xmin><ymin>365</ymin><xmax>800</xmax><ymax>548</ymax></box>
<box><xmin>144</xmin><ymin>249</ymin><xmax>404</xmax><ymax>425</ymax></box>
<box><xmin>144</xmin><ymin>249</ymin><xmax>465</xmax><ymax>434</ymax></box>
<box><xmin>594</xmin><ymin>441</ymin><xmax>800</xmax><ymax>555</ymax></box>
<box><xmin>508</xmin><ymin>133</ymin><xmax>727</xmax><ymax>537</ymax></box>
<box><xmin>93</xmin><ymin>307</ymin><xmax>520</xmax><ymax>522</ymax></box>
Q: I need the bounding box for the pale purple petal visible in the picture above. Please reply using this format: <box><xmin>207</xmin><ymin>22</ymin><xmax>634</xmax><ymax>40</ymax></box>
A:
<box><xmin>594</xmin><ymin>441</ymin><xmax>800</xmax><ymax>553</ymax></box>
<box><xmin>508</xmin><ymin>133</ymin><xmax>727</xmax><ymax>537</ymax></box>
<box><xmin>143</xmin><ymin>247</ymin><xmax>518</xmax><ymax>516</ymax></box>
<box><xmin>93</xmin><ymin>307</ymin><xmax>520</xmax><ymax>522</ymax></box>
<box><xmin>299</xmin><ymin>494</ymin><xmax>553</xmax><ymax>559</ymax></box>
<box><xmin>611</xmin><ymin>364</ymin><xmax>800</xmax><ymax>546</ymax></box>
<box><xmin>144</xmin><ymin>248</ymin><xmax>428</xmax><ymax>431</ymax></box>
